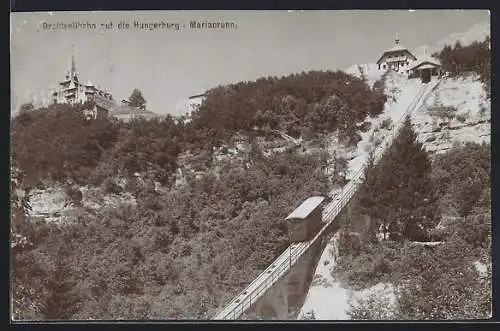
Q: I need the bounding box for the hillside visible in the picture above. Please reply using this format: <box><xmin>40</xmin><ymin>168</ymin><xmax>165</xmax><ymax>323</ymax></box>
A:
<box><xmin>297</xmin><ymin>34</ymin><xmax>491</xmax><ymax>320</ymax></box>
<box><xmin>344</xmin><ymin>20</ymin><xmax>490</xmax><ymax>91</ymax></box>
<box><xmin>11</xmin><ymin>23</ymin><xmax>491</xmax><ymax>321</ymax></box>
<box><xmin>11</xmin><ymin>68</ymin><xmax>388</xmax><ymax>320</ymax></box>
<box><xmin>412</xmin><ymin>75</ymin><xmax>490</xmax><ymax>154</ymax></box>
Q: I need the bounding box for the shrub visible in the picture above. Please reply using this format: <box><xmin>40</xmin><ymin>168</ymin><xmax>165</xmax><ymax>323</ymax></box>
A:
<box><xmin>427</xmin><ymin>105</ymin><xmax>458</xmax><ymax>125</ymax></box>
<box><xmin>64</xmin><ymin>185</ymin><xmax>83</xmax><ymax>206</ymax></box>
<box><xmin>425</xmin><ymin>135</ymin><xmax>437</xmax><ymax>143</ymax></box>
<box><xmin>335</xmin><ymin>241</ymin><xmax>400</xmax><ymax>290</ymax></box>
<box><xmin>449</xmin><ymin>210</ymin><xmax>491</xmax><ymax>249</ymax></box>
<box><xmin>347</xmin><ymin>287</ymin><xmax>397</xmax><ymax>320</ymax></box>
<box><xmin>379</xmin><ymin>118</ymin><xmax>393</xmax><ymax>130</ymax></box>
<box><xmin>479</xmin><ymin>105</ymin><xmax>488</xmax><ymax>119</ymax></box>
<box><xmin>455</xmin><ymin>114</ymin><xmax>468</xmax><ymax>123</ymax></box>
<box><xmin>432</xmin><ymin>142</ymin><xmax>490</xmax><ymax>217</ymax></box>
<box><xmin>359</xmin><ymin>121</ymin><xmax>371</xmax><ymax>133</ymax></box>
<box><xmin>340</xmin><ymin>131</ymin><xmax>362</xmax><ymax>148</ymax></box>
<box><xmin>103</xmin><ymin>178</ymin><xmax>123</xmax><ymax>195</ymax></box>
<box><xmin>300</xmin><ymin>310</ymin><xmax>317</xmax><ymax>320</ymax></box>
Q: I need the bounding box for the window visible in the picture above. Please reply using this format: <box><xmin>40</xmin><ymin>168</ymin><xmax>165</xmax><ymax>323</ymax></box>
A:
<box><xmin>383</xmin><ymin>64</ymin><xmax>386</xmax><ymax>69</ymax></box>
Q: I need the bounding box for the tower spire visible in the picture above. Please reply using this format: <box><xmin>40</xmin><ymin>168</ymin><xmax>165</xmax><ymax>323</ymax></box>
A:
<box><xmin>395</xmin><ymin>32</ymin><xmax>400</xmax><ymax>45</ymax></box>
<box><xmin>70</xmin><ymin>44</ymin><xmax>77</xmax><ymax>78</ymax></box>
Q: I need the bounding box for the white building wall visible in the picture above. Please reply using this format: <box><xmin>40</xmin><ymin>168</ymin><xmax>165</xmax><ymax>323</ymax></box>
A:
<box><xmin>188</xmin><ymin>96</ymin><xmax>204</xmax><ymax>113</ymax></box>
<box><xmin>379</xmin><ymin>51</ymin><xmax>415</xmax><ymax>75</ymax></box>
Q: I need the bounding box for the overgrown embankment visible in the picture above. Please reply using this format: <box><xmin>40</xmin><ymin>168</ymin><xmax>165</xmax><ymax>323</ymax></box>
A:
<box><xmin>334</xmin><ymin>127</ymin><xmax>491</xmax><ymax>319</ymax></box>
<box><xmin>11</xmin><ymin>69</ymin><xmax>386</xmax><ymax>320</ymax></box>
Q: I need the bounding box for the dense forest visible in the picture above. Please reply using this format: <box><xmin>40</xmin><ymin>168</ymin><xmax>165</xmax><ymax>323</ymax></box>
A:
<box><xmin>334</xmin><ymin>119</ymin><xmax>491</xmax><ymax>319</ymax></box>
<box><xmin>188</xmin><ymin>70</ymin><xmax>386</xmax><ymax>148</ymax></box>
<box><xmin>12</xmin><ymin>70</ymin><xmax>386</xmax><ymax>189</ymax></box>
<box><xmin>12</xmin><ymin>151</ymin><xmax>330</xmax><ymax>319</ymax></box>
<box><xmin>11</xmin><ymin>69</ymin><xmax>385</xmax><ymax>320</ymax></box>
<box><xmin>11</xmin><ymin>105</ymin><xmax>182</xmax><ymax>188</ymax></box>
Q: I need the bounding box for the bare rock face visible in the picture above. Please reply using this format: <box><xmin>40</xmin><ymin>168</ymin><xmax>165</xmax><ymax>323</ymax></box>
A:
<box><xmin>411</xmin><ymin>76</ymin><xmax>490</xmax><ymax>154</ymax></box>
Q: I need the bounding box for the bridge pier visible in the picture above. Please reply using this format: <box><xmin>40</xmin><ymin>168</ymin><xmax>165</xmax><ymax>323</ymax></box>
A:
<box><xmin>248</xmin><ymin>237</ymin><xmax>328</xmax><ymax>320</ymax></box>
<box><xmin>218</xmin><ymin>82</ymin><xmax>440</xmax><ymax>321</ymax></box>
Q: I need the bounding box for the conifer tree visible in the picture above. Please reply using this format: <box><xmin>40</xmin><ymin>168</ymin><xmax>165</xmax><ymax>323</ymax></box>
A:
<box><xmin>128</xmin><ymin>89</ymin><xmax>147</xmax><ymax>110</ymax></box>
<box><xmin>357</xmin><ymin>118</ymin><xmax>438</xmax><ymax>241</ymax></box>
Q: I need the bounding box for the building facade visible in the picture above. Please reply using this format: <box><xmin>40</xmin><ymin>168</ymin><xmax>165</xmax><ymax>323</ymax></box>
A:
<box><xmin>376</xmin><ymin>36</ymin><xmax>442</xmax><ymax>83</ymax></box>
<box><xmin>376</xmin><ymin>37</ymin><xmax>417</xmax><ymax>73</ymax></box>
<box><xmin>51</xmin><ymin>54</ymin><xmax>116</xmax><ymax>119</ymax></box>
<box><xmin>187</xmin><ymin>93</ymin><xmax>205</xmax><ymax>113</ymax></box>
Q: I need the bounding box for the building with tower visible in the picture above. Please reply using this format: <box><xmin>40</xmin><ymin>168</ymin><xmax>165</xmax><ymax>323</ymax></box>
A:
<box><xmin>51</xmin><ymin>51</ymin><xmax>116</xmax><ymax>119</ymax></box>
<box><xmin>375</xmin><ymin>35</ymin><xmax>442</xmax><ymax>83</ymax></box>
<box><xmin>376</xmin><ymin>35</ymin><xmax>418</xmax><ymax>73</ymax></box>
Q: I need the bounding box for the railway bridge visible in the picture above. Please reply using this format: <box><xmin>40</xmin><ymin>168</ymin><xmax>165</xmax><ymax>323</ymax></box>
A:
<box><xmin>212</xmin><ymin>80</ymin><xmax>440</xmax><ymax>320</ymax></box>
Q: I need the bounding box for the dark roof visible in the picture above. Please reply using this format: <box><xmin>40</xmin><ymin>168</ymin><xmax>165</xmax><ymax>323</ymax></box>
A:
<box><xmin>285</xmin><ymin>196</ymin><xmax>325</xmax><ymax>221</ymax></box>
<box><xmin>409</xmin><ymin>56</ymin><xmax>441</xmax><ymax>71</ymax></box>
<box><xmin>376</xmin><ymin>49</ymin><xmax>417</xmax><ymax>65</ymax></box>
<box><xmin>409</xmin><ymin>61</ymin><xmax>441</xmax><ymax>71</ymax></box>
<box><xmin>188</xmin><ymin>93</ymin><xmax>205</xmax><ymax>100</ymax></box>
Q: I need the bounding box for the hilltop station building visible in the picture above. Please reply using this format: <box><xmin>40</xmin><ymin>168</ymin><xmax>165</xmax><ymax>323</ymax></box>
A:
<box><xmin>377</xmin><ymin>36</ymin><xmax>442</xmax><ymax>83</ymax></box>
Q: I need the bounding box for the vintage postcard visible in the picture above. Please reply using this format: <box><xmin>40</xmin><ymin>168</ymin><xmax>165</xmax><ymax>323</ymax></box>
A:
<box><xmin>10</xmin><ymin>10</ymin><xmax>491</xmax><ymax>321</ymax></box>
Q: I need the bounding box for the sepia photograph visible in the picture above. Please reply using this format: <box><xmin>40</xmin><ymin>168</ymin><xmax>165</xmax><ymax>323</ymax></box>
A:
<box><xmin>10</xmin><ymin>10</ymin><xmax>491</xmax><ymax>321</ymax></box>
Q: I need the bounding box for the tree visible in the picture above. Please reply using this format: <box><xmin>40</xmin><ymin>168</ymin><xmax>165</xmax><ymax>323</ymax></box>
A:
<box><xmin>11</xmin><ymin>104</ymin><xmax>120</xmax><ymax>186</ymax></box>
<box><xmin>128</xmin><ymin>89</ymin><xmax>147</xmax><ymax>110</ymax></box>
<box><xmin>434</xmin><ymin>36</ymin><xmax>490</xmax><ymax>85</ymax></box>
<box><xmin>357</xmin><ymin>118</ymin><xmax>438</xmax><ymax>241</ymax></box>
<box><xmin>19</xmin><ymin>103</ymin><xmax>35</xmax><ymax>114</ymax></box>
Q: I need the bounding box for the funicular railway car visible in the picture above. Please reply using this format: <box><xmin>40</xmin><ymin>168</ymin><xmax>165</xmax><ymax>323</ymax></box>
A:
<box><xmin>285</xmin><ymin>196</ymin><xmax>326</xmax><ymax>242</ymax></box>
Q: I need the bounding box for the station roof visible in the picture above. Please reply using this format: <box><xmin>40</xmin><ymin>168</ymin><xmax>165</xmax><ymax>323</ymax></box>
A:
<box><xmin>285</xmin><ymin>196</ymin><xmax>326</xmax><ymax>221</ymax></box>
<box><xmin>408</xmin><ymin>55</ymin><xmax>441</xmax><ymax>71</ymax></box>
<box><xmin>188</xmin><ymin>93</ymin><xmax>206</xmax><ymax>100</ymax></box>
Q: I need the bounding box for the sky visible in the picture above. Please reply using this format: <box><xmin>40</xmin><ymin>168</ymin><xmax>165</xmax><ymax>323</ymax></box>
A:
<box><xmin>10</xmin><ymin>10</ymin><xmax>490</xmax><ymax>116</ymax></box>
